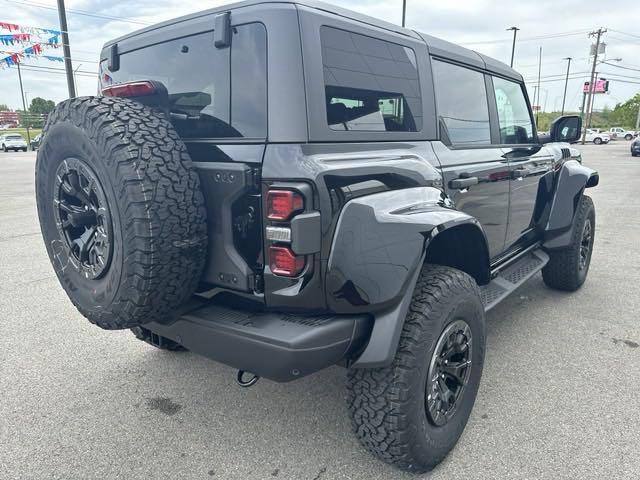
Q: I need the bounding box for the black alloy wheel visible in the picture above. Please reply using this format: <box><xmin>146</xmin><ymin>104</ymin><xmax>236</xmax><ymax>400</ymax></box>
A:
<box><xmin>426</xmin><ymin>319</ymin><xmax>473</xmax><ymax>427</ymax></box>
<box><xmin>579</xmin><ymin>218</ymin><xmax>592</xmax><ymax>271</ymax></box>
<box><xmin>53</xmin><ymin>157</ymin><xmax>113</xmax><ymax>280</ymax></box>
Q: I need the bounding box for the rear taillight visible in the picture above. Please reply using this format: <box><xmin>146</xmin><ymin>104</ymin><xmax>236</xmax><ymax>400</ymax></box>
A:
<box><xmin>269</xmin><ymin>246</ymin><xmax>305</xmax><ymax>277</ymax></box>
<box><xmin>266</xmin><ymin>190</ymin><xmax>304</xmax><ymax>221</ymax></box>
<box><xmin>102</xmin><ymin>81</ymin><xmax>157</xmax><ymax>98</ymax></box>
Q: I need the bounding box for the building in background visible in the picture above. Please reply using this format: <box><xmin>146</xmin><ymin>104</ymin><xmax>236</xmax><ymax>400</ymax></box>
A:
<box><xmin>0</xmin><ymin>111</ymin><xmax>20</xmax><ymax>128</ymax></box>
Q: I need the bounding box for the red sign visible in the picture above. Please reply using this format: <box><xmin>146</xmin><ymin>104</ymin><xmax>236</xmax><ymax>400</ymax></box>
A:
<box><xmin>583</xmin><ymin>79</ymin><xmax>609</xmax><ymax>94</ymax></box>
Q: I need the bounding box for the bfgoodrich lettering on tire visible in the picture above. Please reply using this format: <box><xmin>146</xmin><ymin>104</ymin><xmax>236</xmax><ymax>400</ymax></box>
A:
<box><xmin>35</xmin><ymin>96</ymin><xmax>207</xmax><ymax>329</ymax></box>
<box><xmin>346</xmin><ymin>264</ymin><xmax>486</xmax><ymax>473</ymax></box>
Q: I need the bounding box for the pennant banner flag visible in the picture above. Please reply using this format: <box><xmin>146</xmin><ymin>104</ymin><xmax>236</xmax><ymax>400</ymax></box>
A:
<box><xmin>0</xmin><ymin>22</ymin><xmax>60</xmax><ymax>37</ymax></box>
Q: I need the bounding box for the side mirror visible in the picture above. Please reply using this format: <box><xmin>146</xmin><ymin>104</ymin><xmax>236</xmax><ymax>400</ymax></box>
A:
<box><xmin>542</xmin><ymin>115</ymin><xmax>582</xmax><ymax>144</ymax></box>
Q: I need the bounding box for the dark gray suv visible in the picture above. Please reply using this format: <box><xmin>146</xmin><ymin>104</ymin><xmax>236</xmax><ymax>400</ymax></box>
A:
<box><xmin>35</xmin><ymin>0</ymin><xmax>598</xmax><ymax>472</ymax></box>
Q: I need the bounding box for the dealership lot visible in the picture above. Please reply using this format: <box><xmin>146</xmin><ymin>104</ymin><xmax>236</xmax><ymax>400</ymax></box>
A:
<box><xmin>1</xmin><ymin>142</ymin><xmax>639</xmax><ymax>479</ymax></box>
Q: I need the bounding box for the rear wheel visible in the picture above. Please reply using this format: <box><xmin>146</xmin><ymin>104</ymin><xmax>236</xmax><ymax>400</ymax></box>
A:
<box><xmin>543</xmin><ymin>195</ymin><xmax>595</xmax><ymax>291</ymax></box>
<box><xmin>36</xmin><ymin>96</ymin><xmax>207</xmax><ymax>329</ymax></box>
<box><xmin>625</xmin><ymin>134</ymin><xmax>633</xmax><ymax>140</ymax></box>
<box><xmin>347</xmin><ymin>265</ymin><xmax>485</xmax><ymax>473</ymax></box>
<box><xmin>593</xmin><ymin>137</ymin><xmax>602</xmax><ymax>145</ymax></box>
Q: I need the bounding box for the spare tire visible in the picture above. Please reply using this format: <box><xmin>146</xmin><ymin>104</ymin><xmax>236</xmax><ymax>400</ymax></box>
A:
<box><xmin>35</xmin><ymin>96</ymin><xmax>207</xmax><ymax>329</ymax></box>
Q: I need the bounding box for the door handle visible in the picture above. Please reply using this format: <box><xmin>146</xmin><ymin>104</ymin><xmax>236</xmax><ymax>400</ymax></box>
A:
<box><xmin>450</xmin><ymin>176</ymin><xmax>479</xmax><ymax>189</ymax></box>
<box><xmin>512</xmin><ymin>168</ymin><xmax>532</xmax><ymax>179</ymax></box>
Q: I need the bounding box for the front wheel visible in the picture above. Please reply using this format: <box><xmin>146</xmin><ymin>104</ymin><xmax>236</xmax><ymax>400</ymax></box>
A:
<box><xmin>347</xmin><ymin>265</ymin><xmax>486</xmax><ymax>473</ymax></box>
<box><xmin>543</xmin><ymin>195</ymin><xmax>595</xmax><ymax>291</ymax></box>
<box><xmin>593</xmin><ymin>137</ymin><xmax>602</xmax><ymax>145</ymax></box>
<box><xmin>2</xmin><ymin>145</ymin><xmax>7</xmax><ymax>152</ymax></box>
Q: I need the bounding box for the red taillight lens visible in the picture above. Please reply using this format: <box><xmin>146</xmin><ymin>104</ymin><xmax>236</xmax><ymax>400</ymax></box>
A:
<box><xmin>269</xmin><ymin>246</ymin><xmax>305</xmax><ymax>277</ymax></box>
<box><xmin>102</xmin><ymin>81</ymin><xmax>157</xmax><ymax>98</ymax></box>
<box><xmin>266</xmin><ymin>190</ymin><xmax>304</xmax><ymax>221</ymax></box>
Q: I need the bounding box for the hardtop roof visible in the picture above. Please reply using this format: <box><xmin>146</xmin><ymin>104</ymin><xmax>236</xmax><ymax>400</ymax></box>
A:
<box><xmin>102</xmin><ymin>0</ymin><xmax>522</xmax><ymax>81</ymax></box>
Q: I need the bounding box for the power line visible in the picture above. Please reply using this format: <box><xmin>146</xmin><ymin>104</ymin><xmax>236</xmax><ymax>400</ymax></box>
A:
<box><xmin>1</xmin><ymin>0</ymin><xmax>151</xmax><ymax>26</ymax></box>
<box><xmin>460</xmin><ymin>29</ymin><xmax>590</xmax><ymax>46</ymax></box>
<box><xmin>4</xmin><ymin>62</ymin><xmax>98</xmax><ymax>77</ymax></box>
<box><xmin>601</xmin><ymin>62</ymin><xmax>640</xmax><ymax>73</ymax></box>
<box><xmin>608</xmin><ymin>28</ymin><xmax>640</xmax><ymax>40</ymax></box>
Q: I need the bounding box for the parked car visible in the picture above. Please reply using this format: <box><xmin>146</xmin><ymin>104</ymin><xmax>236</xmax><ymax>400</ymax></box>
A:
<box><xmin>34</xmin><ymin>1</ymin><xmax>598</xmax><ymax>473</ymax></box>
<box><xmin>631</xmin><ymin>137</ymin><xmax>640</xmax><ymax>156</ymax></box>
<box><xmin>30</xmin><ymin>134</ymin><xmax>41</xmax><ymax>150</ymax></box>
<box><xmin>0</xmin><ymin>134</ymin><xmax>28</xmax><ymax>152</ymax></box>
<box><xmin>585</xmin><ymin>129</ymin><xmax>610</xmax><ymax>144</ymax></box>
<box><xmin>609</xmin><ymin>127</ymin><xmax>636</xmax><ymax>140</ymax></box>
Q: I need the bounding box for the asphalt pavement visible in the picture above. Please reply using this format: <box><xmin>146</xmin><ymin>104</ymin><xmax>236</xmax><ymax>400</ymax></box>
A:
<box><xmin>1</xmin><ymin>141</ymin><xmax>639</xmax><ymax>479</ymax></box>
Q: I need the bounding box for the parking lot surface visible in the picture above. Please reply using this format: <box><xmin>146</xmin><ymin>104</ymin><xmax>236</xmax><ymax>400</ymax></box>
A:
<box><xmin>1</xmin><ymin>142</ymin><xmax>639</xmax><ymax>479</ymax></box>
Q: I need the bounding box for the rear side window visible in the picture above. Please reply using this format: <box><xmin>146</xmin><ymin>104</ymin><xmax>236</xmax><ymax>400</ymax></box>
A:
<box><xmin>320</xmin><ymin>26</ymin><xmax>422</xmax><ymax>132</ymax></box>
<box><xmin>431</xmin><ymin>59</ymin><xmax>490</xmax><ymax>146</ymax></box>
<box><xmin>100</xmin><ymin>23</ymin><xmax>267</xmax><ymax>139</ymax></box>
<box><xmin>492</xmin><ymin>76</ymin><xmax>535</xmax><ymax>144</ymax></box>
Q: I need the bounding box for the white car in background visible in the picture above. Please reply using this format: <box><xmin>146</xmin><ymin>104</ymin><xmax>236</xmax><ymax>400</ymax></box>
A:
<box><xmin>585</xmin><ymin>129</ymin><xmax>610</xmax><ymax>145</ymax></box>
<box><xmin>609</xmin><ymin>127</ymin><xmax>637</xmax><ymax>140</ymax></box>
<box><xmin>0</xmin><ymin>134</ymin><xmax>28</xmax><ymax>152</ymax></box>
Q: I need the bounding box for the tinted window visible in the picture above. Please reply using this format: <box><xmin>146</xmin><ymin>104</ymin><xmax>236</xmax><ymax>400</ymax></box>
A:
<box><xmin>320</xmin><ymin>26</ymin><xmax>422</xmax><ymax>132</ymax></box>
<box><xmin>432</xmin><ymin>60</ymin><xmax>490</xmax><ymax>145</ymax></box>
<box><xmin>100</xmin><ymin>24</ymin><xmax>267</xmax><ymax>139</ymax></box>
<box><xmin>492</xmin><ymin>76</ymin><xmax>535</xmax><ymax>144</ymax></box>
<box><xmin>231</xmin><ymin>23</ymin><xmax>267</xmax><ymax>138</ymax></box>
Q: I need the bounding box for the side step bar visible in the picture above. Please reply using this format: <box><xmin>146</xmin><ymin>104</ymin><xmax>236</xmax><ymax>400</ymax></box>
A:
<box><xmin>144</xmin><ymin>304</ymin><xmax>372</xmax><ymax>382</ymax></box>
<box><xmin>480</xmin><ymin>249</ymin><xmax>549</xmax><ymax>311</ymax></box>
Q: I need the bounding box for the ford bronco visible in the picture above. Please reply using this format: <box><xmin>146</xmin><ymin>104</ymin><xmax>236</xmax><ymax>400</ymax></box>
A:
<box><xmin>35</xmin><ymin>0</ymin><xmax>598</xmax><ymax>472</ymax></box>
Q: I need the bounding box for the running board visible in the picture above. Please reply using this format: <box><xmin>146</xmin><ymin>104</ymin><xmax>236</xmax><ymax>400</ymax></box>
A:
<box><xmin>480</xmin><ymin>249</ymin><xmax>549</xmax><ymax>311</ymax></box>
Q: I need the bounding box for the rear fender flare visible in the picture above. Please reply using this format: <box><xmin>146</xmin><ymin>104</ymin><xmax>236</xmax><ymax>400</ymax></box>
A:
<box><xmin>324</xmin><ymin>186</ymin><xmax>488</xmax><ymax>368</ymax></box>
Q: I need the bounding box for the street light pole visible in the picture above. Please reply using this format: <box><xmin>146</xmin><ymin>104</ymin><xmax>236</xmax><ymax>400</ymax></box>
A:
<box><xmin>401</xmin><ymin>0</ymin><xmax>407</xmax><ymax>27</ymax></box>
<box><xmin>15</xmin><ymin>62</ymin><xmax>31</xmax><ymax>148</ymax></box>
<box><xmin>73</xmin><ymin>63</ymin><xmax>83</xmax><ymax>96</ymax></box>
<box><xmin>506</xmin><ymin>26</ymin><xmax>520</xmax><ymax>68</ymax></box>
<box><xmin>561</xmin><ymin>57</ymin><xmax>572</xmax><ymax>115</ymax></box>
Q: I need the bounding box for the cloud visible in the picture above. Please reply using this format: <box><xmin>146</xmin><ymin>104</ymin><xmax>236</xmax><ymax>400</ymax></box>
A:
<box><xmin>1</xmin><ymin>0</ymin><xmax>639</xmax><ymax>112</ymax></box>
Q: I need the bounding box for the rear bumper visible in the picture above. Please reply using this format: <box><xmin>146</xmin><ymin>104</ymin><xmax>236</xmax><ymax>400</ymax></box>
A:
<box><xmin>145</xmin><ymin>300</ymin><xmax>372</xmax><ymax>382</ymax></box>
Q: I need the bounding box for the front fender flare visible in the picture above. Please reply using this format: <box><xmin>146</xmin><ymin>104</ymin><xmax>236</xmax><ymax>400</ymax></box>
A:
<box><xmin>544</xmin><ymin>160</ymin><xmax>598</xmax><ymax>250</ymax></box>
<box><xmin>325</xmin><ymin>186</ymin><xmax>488</xmax><ymax>368</ymax></box>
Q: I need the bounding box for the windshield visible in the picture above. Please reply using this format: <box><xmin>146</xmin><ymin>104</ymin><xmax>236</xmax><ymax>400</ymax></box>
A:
<box><xmin>6</xmin><ymin>135</ymin><xmax>23</xmax><ymax>140</ymax></box>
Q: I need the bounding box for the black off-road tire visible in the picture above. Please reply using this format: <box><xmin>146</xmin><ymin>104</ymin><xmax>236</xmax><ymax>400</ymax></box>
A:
<box><xmin>346</xmin><ymin>265</ymin><xmax>486</xmax><ymax>473</ymax></box>
<box><xmin>542</xmin><ymin>195</ymin><xmax>595</xmax><ymax>292</ymax></box>
<box><xmin>625</xmin><ymin>134</ymin><xmax>633</xmax><ymax>141</ymax></box>
<box><xmin>35</xmin><ymin>96</ymin><xmax>207</xmax><ymax>329</ymax></box>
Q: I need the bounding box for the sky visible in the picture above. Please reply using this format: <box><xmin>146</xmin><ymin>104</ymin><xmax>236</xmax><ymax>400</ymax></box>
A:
<box><xmin>1</xmin><ymin>0</ymin><xmax>639</xmax><ymax>113</ymax></box>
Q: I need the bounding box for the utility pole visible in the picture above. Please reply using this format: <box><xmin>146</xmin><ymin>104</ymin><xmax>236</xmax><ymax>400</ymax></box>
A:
<box><xmin>561</xmin><ymin>57</ymin><xmax>572</xmax><ymax>115</ymax></box>
<box><xmin>401</xmin><ymin>0</ymin><xmax>406</xmax><ymax>27</ymax></box>
<box><xmin>581</xmin><ymin>28</ymin><xmax>606</xmax><ymax>144</ymax></box>
<box><xmin>506</xmin><ymin>26</ymin><xmax>520</xmax><ymax>68</ymax></box>
<box><xmin>635</xmin><ymin>102</ymin><xmax>640</xmax><ymax>131</ymax></box>
<box><xmin>16</xmin><ymin>62</ymin><xmax>31</xmax><ymax>148</ymax></box>
<box><xmin>56</xmin><ymin>0</ymin><xmax>76</xmax><ymax>98</ymax></box>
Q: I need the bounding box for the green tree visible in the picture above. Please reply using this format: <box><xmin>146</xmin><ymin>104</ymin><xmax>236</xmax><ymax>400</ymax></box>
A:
<box><xmin>610</xmin><ymin>93</ymin><xmax>640</xmax><ymax>129</ymax></box>
<box><xmin>18</xmin><ymin>110</ymin><xmax>45</xmax><ymax>128</ymax></box>
<box><xmin>0</xmin><ymin>103</ymin><xmax>8</xmax><ymax>111</ymax></box>
<box><xmin>29</xmin><ymin>97</ymin><xmax>55</xmax><ymax>115</ymax></box>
